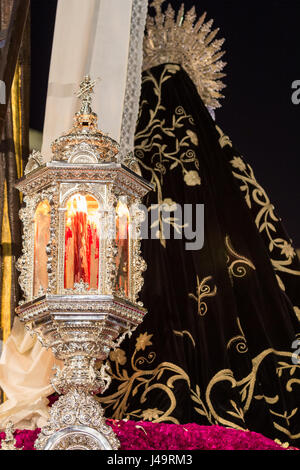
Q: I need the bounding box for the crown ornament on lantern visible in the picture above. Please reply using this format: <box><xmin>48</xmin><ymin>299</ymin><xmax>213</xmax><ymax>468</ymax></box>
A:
<box><xmin>51</xmin><ymin>75</ymin><xmax>120</xmax><ymax>163</ymax></box>
<box><xmin>143</xmin><ymin>0</ymin><xmax>226</xmax><ymax>109</ymax></box>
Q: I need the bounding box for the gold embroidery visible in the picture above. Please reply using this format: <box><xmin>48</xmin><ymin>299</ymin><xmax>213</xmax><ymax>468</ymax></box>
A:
<box><xmin>271</xmin><ymin>408</ymin><xmax>300</xmax><ymax>440</ymax></box>
<box><xmin>188</xmin><ymin>275</ymin><xmax>217</xmax><ymax>316</ymax></box>
<box><xmin>205</xmin><ymin>348</ymin><xmax>300</xmax><ymax>437</ymax></box>
<box><xmin>100</xmin><ymin>333</ymin><xmax>300</xmax><ymax>444</ymax></box>
<box><xmin>136</xmin><ymin>332</ymin><xmax>153</xmax><ymax>351</ymax></box>
<box><xmin>274</xmin><ymin>438</ymin><xmax>290</xmax><ymax>449</ymax></box>
<box><xmin>276</xmin><ymin>361</ymin><xmax>299</xmax><ymax>379</ymax></box>
<box><xmin>228</xmin><ymin>153</ymin><xmax>300</xmax><ymax>280</ymax></box>
<box><xmin>205</xmin><ymin>369</ymin><xmax>245</xmax><ymax>430</ymax></box>
<box><xmin>225</xmin><ymin>235</ymin><xmax>256</xmax><ymax>282</ymax></box>
<box><xmin>173</xmin><ymin>330</ymin><xmax>196</xmax><ymax>348</ymax></box>
<box><xmin>272</xmin><ymin>422</ymin><xmax>300</xmax><ymax>440</ymax></box>
<box><xmin>254</xmin><ymin>394</ymin><xmax>279</xmax><ymax>405</ymax></box>
<box><xmin>190</xmin><ymin>384</ymin><xmax>212</xmax><ymax>421</ymax></box>
<box><xmin>109</xmin><ymin>349</ymin><xmax>127</xmax><ymax>366</ymax></box>
<box><xmin>186</xmin><ymin>130</ymin><xmax>198</xmax><ymax>146</ymax></box>
<box><xmin>294</xmin><ymin>307</ymin><xmax>300</xmax><ymax>322</ymax></box>
<box><xmin>227</xmin><ymin>317</ymin><xmax>248</xmax><ymax>354</ymax></box>
<box><xmin>140</xmin><ymin>409</ymin><xmax>163</xmax><ymax>422</ymax></box>
<box><xmin>216</xmin><ymin>125</ymin><xmax>232</xmax><ymax>148</ymax></box>
<box><xmin>135</xmin><ymin>65</ymin><xmax>201</xmax><ymax>247</ymax></box>
<box><xmin>227</xmin><ymin>400</ymin><xmax>246</xmax><ymax>422</ymax></box>
<box><xmin>98</xmin><ymin>332</ymin><xmax>190</xmax><ymax>423</ymax></box>
<box><xmin>149</xmin><ymin>199</ymin><xmax>188</xmax><ymax>249</ymax></box>
<box><xmin>270</xmin><ymin>409</ymin><xmax>298</xmax><ymax>427</ymax></box>
<box><xmin>276</xmin><ymin>274</ymin><xmax>286</xmax><ymax>292</ymax></box>
<box><xmin>183</xmin><ymin>170</ymin><xmax>201</xmax><ymax>186</ymax></box>
<box><xmin>215</xmin><ymin>125</ymin><xmax>300</xmax><ymax>287</ymax></box>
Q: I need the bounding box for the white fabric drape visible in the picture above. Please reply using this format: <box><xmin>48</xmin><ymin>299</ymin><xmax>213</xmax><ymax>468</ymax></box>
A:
<box><xmin>0</xmin><ymin>318</ymin><xmax>62</xmax><ymax>429</ymax></box>
<box><xmin>42</xmin><ymin>0</ymin><xmax>133</xmax><ymax>160</ymax></box>
<box><xmin>0</xmin><ymin>0</ymin><xmax>148</xmax><ymax>430</ymax></box>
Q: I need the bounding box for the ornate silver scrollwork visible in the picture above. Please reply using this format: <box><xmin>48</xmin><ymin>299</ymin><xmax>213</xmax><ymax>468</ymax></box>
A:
<box><xmin>15</xmin><ymin>76</ymin><xmax>152</xmax><ymax>451</ymax></box>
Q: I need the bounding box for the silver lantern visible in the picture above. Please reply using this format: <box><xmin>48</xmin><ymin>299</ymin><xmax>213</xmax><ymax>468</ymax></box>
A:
<box><xmin>15</xmin><ymin>76</ymin><xmax>152</xmax><ymax>450</ymax></box>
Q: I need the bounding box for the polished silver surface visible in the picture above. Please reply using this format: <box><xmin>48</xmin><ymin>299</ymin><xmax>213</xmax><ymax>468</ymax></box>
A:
<box><xmin>44</xmin><ymin>425</ymin><xmax>113</xmax><ymax>451</ymax></box>
<box><xmin>16</xmin><ymin>77</ymin><xmax>151</xmax><ymax>451</ymax></box>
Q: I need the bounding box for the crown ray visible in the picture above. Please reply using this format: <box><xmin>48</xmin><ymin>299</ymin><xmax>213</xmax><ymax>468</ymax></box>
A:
<box><xmin>194</xmin><ymin>12</ymin><xmax>207</xmax><ymax>34</ymax></box>
<box><xmin>143</xmin><ymin>1</ymin><xmax>226</xmax><ymax>109</ymax></box>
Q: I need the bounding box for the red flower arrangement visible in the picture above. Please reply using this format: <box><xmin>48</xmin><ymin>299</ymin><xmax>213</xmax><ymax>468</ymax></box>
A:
<box><xmin>0</xmin><ymin>421</ymin><xmax>298</xmax><ymax>451</ymax></box>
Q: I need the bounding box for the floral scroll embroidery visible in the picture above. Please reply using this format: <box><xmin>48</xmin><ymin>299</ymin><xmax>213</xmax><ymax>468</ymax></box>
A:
<box><xmin>226</xmin><ymin>317</ymin><xmax>248</xmax><ymax>354</ymax></box>
<box><xmin>136</xmin><ymin>332</ymin><xmax>153</xmax><ymax>351</ymax></box>
<box><xmin>216</xmin><ymin>125</ymin><xmax>232</xmax><ymax>148</ymax></box>
<box><xmin>225</xmin><ymin>235</ymin><xmax>256</xmax><ymax>283</ymax></box>
<box><xmin>215</xmin><ymin>125</ymin><xmax>300</xmax><ymax>288</ymax></box>
<box><xmin>140</xmin><ymin>409</ymin><xmax>164</xmax><ymax>422</ymax></box>
<box><xmin>188</xmin><ymin>275</ymin><xmax>217</xmax><ymax>316</ymax></box>
<box><xmin>150</xmin><ymin>198</ymin><xmax>188</xmax><ymax>249</ymax></box>
<box><xmin>230</xmin><ymin>157</ymin><xmax>300</xmax><ymax>278</ymax></box>
<box><xmin>98</xmin><ymin>331</ymin><xmax>191</xmax><ymax>424</ymax></box>
<box><xmin>135</xmin><ymin>64</ymin><xmax>201</xmax><ymax>248</ymax></box>
<box><xmin>99</xmin><ymin>332</ymin><xmax>300</xmax><ymax>444</ymax></box>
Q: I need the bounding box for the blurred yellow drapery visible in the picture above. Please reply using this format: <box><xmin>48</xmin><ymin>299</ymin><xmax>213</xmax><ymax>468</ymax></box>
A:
<box><xmin>0</xmin><ymin>0</ymin><xmax>148</xmax><ymax>427</ymax></box>
<box><xmin>0</xmin><ymin>0</ymin><xmax>30</xmax><ymax>403</ymax></box>
<box><xmin>0</xmin><ymin>10</ymin><xmax>61</xmax><ymax>422</ymax></box>
<box><xmin>1</xmin><ymin>61</ymin><xmax>24</xmax><ymax>347</ymax></box>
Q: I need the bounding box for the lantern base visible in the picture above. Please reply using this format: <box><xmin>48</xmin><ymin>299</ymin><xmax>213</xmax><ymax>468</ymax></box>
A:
<box><xmin>34</xmin><ymin>389</ymin><xmax>120</xmax><ymax>450</ymax></box>
<box><xmin>16</xmin><ymin>294</ymin><xmax>146</xmax><ymax>451</ymax></box>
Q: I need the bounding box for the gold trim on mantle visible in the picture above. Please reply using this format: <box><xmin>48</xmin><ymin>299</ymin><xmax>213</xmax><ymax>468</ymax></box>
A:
<box><xmin>99</xmin><ymin>333</ymin><xmax>300</xmax><ymax>444</ymax></box>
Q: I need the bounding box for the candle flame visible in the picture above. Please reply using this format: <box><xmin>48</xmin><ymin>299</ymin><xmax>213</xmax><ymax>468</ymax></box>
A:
<box><xmin>116</xmin><ymin>201</ymin><xmax>129</xmax><ymax>218</ymax></box>
<box><xmin>67</xmin><ymin>194</ymin><xmax>88</xmax><ymax>217</ymax></box>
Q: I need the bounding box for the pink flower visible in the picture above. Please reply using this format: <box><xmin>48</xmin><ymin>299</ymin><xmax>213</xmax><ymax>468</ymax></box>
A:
<box><xmin>2</xmin><ymin>420</ymin><xmax>298</xmax><ymax>450</ymax></box>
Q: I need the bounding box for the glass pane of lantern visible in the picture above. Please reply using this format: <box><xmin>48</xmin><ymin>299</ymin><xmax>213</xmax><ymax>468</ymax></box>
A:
<box><xmin>64</xmin><ymin>194</ymin><xmax>100</xmax><ymax>290</ymax></box>
<box><xmin>115</xmin><ymin>201</ymin><xmax>129</xmax><ymax>296</ymax></box>
<box><xmin>33</xmin><ymin>200</ymin><xmax>51</xmax><ymax>296</ymax></box>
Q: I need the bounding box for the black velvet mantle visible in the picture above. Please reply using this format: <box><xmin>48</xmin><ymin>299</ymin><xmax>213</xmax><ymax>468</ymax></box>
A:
<box><xmin>100</xmin><ymin>64</ymin><xmax>300</xmax><ymax>446</ymax></box>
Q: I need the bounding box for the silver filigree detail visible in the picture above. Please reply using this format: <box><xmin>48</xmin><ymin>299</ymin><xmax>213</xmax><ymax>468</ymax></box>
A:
<box><xmin>65</xmin><ymin>279</ymin><xmax>97</xmax><ymax>295</ymax></box>
<box><xmin>143</xmin><ymin>0</ymin><xmax>226</xmax><ymax>109</ymax></box>
<box><xmin>119</xmin><ymin>0</ymin><xmax>148</xmax><ymax>159</ymax></box>
<box><xmin>15</xmin><ymin>75</ymin><xmax>152</xmax><ymax>451</ymax></box>
<box><xmin>0</xmin><ymin>422</ymin><xmax>22</xmax><ymax>451</ymax></box>
<box><xmin>34</xmin><ymin>390</ymin><xmax>119</xmax><ymax>450</ymax></box>
<box><xmin>24</xmin><ymin>150</ymin><xmax>44</xmax><ymax>175</ymax></box>
<box><xmin>123</xmin><ymin>151</ymin><xmax>142</xmax><ymax>176</ymax></box>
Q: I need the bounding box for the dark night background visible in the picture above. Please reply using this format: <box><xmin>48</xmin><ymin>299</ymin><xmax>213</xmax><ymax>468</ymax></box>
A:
<box><xmin>30</xmin><ymin>0</ymin><xmax>300</xmax><ymax>248</ymax></box>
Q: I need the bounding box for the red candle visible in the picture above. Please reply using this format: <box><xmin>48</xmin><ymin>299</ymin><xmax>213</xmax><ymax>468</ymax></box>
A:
<box><xmin>115</xmin><ymin>202</ymin><xmax>129</xmax><ymax>296</ymax></box>
<box><xmin>33</xmin><ymin>200</ymin><xmax>51</xmax><ymax>296</ymax></box>
<box><xmin>64</xmin><ymin>194</ymin><xmax>100</xmax><ymax>290</ymax></box>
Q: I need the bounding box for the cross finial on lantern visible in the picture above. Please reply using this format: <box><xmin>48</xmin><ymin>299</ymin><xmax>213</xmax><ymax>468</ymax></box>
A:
<box><xmin>76</xmin><ymin>75</ymin><xmax>99</xmax><ymax>114</ymax></box>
